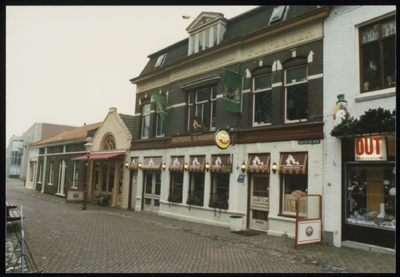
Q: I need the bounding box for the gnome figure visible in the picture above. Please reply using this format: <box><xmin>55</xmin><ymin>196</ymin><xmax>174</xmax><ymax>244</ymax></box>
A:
<box><xmin>333</xmin><ymin>94</ymin><xmax>350</xmax><ymax>125</ymax></box>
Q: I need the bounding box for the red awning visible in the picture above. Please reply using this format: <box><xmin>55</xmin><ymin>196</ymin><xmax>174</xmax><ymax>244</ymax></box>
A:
<box><xmin>72</xmin><ymin>152</ymin><xmax>124</xmax><ymax>160</ymax></box>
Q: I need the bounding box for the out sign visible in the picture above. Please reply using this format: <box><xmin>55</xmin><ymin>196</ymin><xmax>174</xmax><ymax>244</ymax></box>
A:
<box><xmin>355</xmin><ymin>137</ymin><xmax>387</xmax><ymax>161</ymax></box>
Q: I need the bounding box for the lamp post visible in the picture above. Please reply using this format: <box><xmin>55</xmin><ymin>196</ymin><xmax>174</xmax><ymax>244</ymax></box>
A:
<box><xmin>82</xmin><ymin>142</ymin><xmax>93</xmax><ymax>210</ymax></box>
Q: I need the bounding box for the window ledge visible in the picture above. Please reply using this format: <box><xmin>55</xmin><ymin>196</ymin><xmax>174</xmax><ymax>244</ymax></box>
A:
<box><xmin>356</xmin><ymin>88</ymin><xmax>396</xmax><ymax>103</ymax></box>
<box><xmin>48</xmin><ymin>183</ymin><xmax>53</xmax><ymax>186</ymax></box>
<box><xmin>270</xmin><ymin>214</ymin><xmax>296</xmax><ymax>222</ymax></box>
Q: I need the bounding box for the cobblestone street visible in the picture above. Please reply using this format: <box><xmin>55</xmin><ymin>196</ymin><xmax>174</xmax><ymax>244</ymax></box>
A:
<box><xmin>5</xmin><ymin>178</ymin><xmax>396</xmax><ymax>273</ymax></box>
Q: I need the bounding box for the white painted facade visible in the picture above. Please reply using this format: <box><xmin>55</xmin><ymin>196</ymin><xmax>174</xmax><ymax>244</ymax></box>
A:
<box><xmin>323</xmin><ymin>5</ymin><xmax>396</xmax><ymax>247</ymax></box>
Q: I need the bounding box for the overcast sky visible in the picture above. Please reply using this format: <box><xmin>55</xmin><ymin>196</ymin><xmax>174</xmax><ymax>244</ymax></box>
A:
<box><xmin>6</xmin><ymin>5</ymin><xmax>258</xmax><ymax>143</ymax></box>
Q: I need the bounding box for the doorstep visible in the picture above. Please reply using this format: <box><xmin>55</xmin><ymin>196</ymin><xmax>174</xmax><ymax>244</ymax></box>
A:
<box><xmin>341</xmin><ymin>241</ymin><xmax>395</xmax><ymax>255</ymax></box>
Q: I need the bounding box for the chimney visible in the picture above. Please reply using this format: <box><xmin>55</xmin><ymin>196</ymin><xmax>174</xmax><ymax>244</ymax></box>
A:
<box><xmin>110</xmin><ymin>107</ymin><xmax>117</xmax><ymax>113</ymax></box>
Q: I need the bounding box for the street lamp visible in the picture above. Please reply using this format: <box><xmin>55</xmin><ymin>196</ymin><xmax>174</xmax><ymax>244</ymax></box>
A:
<box><xmin>82</xmin><ymin>142</ymin><xmax>93</xmax><ymax>210</ymax></box>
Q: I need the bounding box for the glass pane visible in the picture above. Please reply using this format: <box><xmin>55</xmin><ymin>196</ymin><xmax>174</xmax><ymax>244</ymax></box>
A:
<box><xmin>155</xmin><ymin>173</ymin><xmax>161</xmax><ymax>195</ymax></box>
<box><xmin>253</xmin><ymin>177</ymin><xmax>269</xmax><ymax>198</ymax></box>
<box><xmin>95</xmin><ymin>170</ymin><xmax>99</xmax><ymax>190</ymax></box>
<box><xmin>196</xmin><ymin>88</ymin><xmax>208</xmax><ymax>102</ymax></box>
<box><xmin>254</xmin><ymin>74</ymin><xmax>272</xmax><ymax>91</ymax></box>
<box><xmin>143</xmin><ymin>103</ymin><xmax>151</xmax><ymax>114</ymax></box>
<box><xmin>205</xmin><ymin>29</ymin><xmax>210</xmax><ymax>49</ymax></box>
<box><xmin>252</xmin><ymin>210</ymin><xmax>268</xmax><ymax>220</ymax></box>
<box><xmin>211</xmin><ymin>102</ymin><xmax>217</xmax><ymax>128</ymax></box>
<box><xmin>142</xmin><ymin>115</ymin><xmax>150</xmax><ymax>137</ymax></box>
<box><xmin>283</xmin><ymin>174</ymin><xmax>307</xmax><ymax>213</ymax></box>
<box><xmin>118</xmin><ymin>170</ymin><xmax>123</xmax><ymax>194</ymax></box>
<box><xmin>286</xmin><ymin>66</ymin><xmax>307</xmax><ymax>84</ymax></box>
<box><xmin>382</xmin><ymin>37</ymin><xmax>395</xmax><ymax>88</ymax></box>
<box><xmin>108</xmin><ymin>164</ymin><xmax>115</xmax><ymax>192</ymax></box>
<box><xmin>286</xmin><ymin>83</ymin><xmax>308</xmax><ymax>121</ymax></box>
<box><xmin>188</xmin><ymin>92</ymin><xmax>193</xmax><ymax>104</ymax></box>
<box><xmin>345</xmin><ymin>164</ymin><xmax>395</xmax><ymax>230</ymax></box>
<box><xmin>145</xmin><ymin>173</ymin><xmax>152</xmax><ymax>194</ymax></box>
<box><xmin>361</xmin><ymin>42</ymin><xmax>381</xmax><ymax>92</ymax></box>
<box><xmin>102</xmin><ymin>165</ymin><xmax>107</xmax><ymax>191</ymax></box>
<box><xmin>191</xmin><ymin>36</ymin><xmax>196</xmax><ymax>54</ymax></box>
<box><xmin>169</xmin><ymin>172</ymin><xmax>183</xmax><ymax>203</ymax></box>
<box><xmin>361</xmin><ymin>23</ymin><xmax>379</xmax><ymax>44</ymax></box>
<box><xmin>154</xmin><ymin>199</ymin><xmax>160</xmax><ymax>207</ymax></box>
<box><xmin>188</xmin><ymin>172</ymin><xmax>204</xmax><ymax>206</ymax></box>
<box><xmin>156</xmin><ymin>114</ymin><xmax>164</xmax><ymax>136</ymax></box>
<box><xmin>145</xmin><ymin>198</ymin><xmax>151</xmax><ymax>205</ymax></box>
<box><xmin>382</xmin><ymin>18</ymin><xmax>396</xmax><ymax>37</ymax></box>
<box><xmin>254</xmin><ymin>90</ymin><xmax>272</xmax><ymax>124</ymax></box>
<box><xmin>219</xmin><ymin>24</ymin><xmax>226</xmax><ymax>44</ymax></box>
<box><xmin>213</xmin><ymin>26</ymin><xmax>217</xmax><ymax>46</ymax></box>
<box><xmin>198</xmin><ymin>32</ymin><xmax>203</xmax><ymax>52</ymax></box>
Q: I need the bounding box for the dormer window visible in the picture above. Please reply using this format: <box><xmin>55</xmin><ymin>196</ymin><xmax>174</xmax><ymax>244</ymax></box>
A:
<box><xmin>154</xmin><ymin>54</ymin><xmax>167</xmax><ymax>69</ymax></box>
<box><xmin>269</xmin><ymin>6</ymin><xmax>287</xmax><ymax>25</ymax></box>
<box><xmin>186</xmin><ymin>12</ymin><xmax>227</xmax><ymax>56</ymax></box>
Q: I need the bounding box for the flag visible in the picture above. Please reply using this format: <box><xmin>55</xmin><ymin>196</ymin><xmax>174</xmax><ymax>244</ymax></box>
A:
<box><xmin>151</xmin><ymin>93</ymin><xmax>168</xmax><ymax>120</ymax></box>
<box><xmin>222</xmin><ymin>69</ymin><xmax>243</xmax><ymax>113</ymax></box>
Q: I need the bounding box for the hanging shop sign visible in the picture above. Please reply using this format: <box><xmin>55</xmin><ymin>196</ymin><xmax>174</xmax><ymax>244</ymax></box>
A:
<box><xmin>355</xmin><ymin>136</ymin><xmax>387</xmax><ymax>161</ymax></box>
<box><xmin>214</xmin><ymin>129</ymin><xmax>231</xmax><ymax>149</ymax></box>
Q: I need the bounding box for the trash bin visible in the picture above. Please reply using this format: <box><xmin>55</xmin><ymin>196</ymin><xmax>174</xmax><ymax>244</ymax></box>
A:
<box><xmin>230</xmin><ymin>216</ymin><xmax>243</xmax><ymax>231</ymax></box>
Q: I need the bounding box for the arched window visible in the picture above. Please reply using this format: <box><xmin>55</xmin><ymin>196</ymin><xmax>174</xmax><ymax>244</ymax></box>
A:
<box><xmin>103</xmin><ymin>136</ymin><xmax>115</xmax><ymax>150</ymax></box>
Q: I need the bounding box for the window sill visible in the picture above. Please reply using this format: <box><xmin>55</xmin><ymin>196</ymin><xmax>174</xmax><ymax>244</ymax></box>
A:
<box><xmin>252</xmin><ymin>123</ymin><xmax>272</xmax><ymax>128</ymax></box>
<box><xmin>273</xmin><ymin>214</ymin><xmax>297</xmax><ymax>221</ymax></box>
<box><xmin>356</xmin><ymin>88</ymin><xmax>396</xmax><ymax>103</ymax></box>
<box><xmin>48</xmin><ymin>183</ymin><xmax>53</xmax><ymax>186</ymax></box>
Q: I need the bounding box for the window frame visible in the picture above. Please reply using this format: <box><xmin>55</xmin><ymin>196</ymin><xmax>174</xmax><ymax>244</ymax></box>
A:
<box><xmin>209</xmin><ymin>172</ymin><xmax>230</xmax><ymax>210</ymax></box>
<box><xmin>187</xmin><ymin>171</ymin><xmax>205</xmax><ymax>207</ymax></box>
<box><xmin>359</xmin><ymin>16</ymin><xmax>396</xmax><ymax>93</ymax></box>
<box><xmin>38</xmin><ymin>161</ymin><xmax>43</xmax><ymax>183</ymax></box>
<box><xmin>155</xmin><ymin>108</ymin><xmax>165</xmax><ymax>137</ymax></box>
<box><xmin>48</xmin><ymin>161</ymin><xmax>54</xmax><ymax>185</ymax></box>
<box><xmin>252</xmin><ymin>72</ymin><xmax>273</xmax><ymax>127</ymax></box>
<box><xmin>141</xmin><ymin>103</ymin><xmax>151</xmax><ymax>139</ymax></box>
<box><xmin>168</xmin><ymin>171</ymin><xmax>184</xmax><ymax>203</ymax></box>
<box><xmin>188</xmin><ymin>22</ymin><xmax>226</xmax><ymax>55</ymax></box>
<box><xmin>104</xmin><ymin>136</ymin><xmax>116</xmax><ymax>150</ymax></box>
<box><xmin>186</xmin><ymin>85</ymin><xmax>217</xmax><ymax>132</ymax></box>
<box><xmin>284</xmin><ymin>64</ymin><xmax>308</xmax><ymax>124</ymax></box>
<box><xmin>280</xmin><ymin>173</ymin><xmax>308</xmax><ymax>217</ymax></box>
<box><xmin>72</xmin><ymin>161</ymin><xmax>80</xmax><ymax>188</ymax></box>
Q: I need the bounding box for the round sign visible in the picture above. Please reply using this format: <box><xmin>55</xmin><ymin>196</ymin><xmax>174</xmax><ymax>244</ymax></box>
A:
<box><xmin>215</xmin><ymin>129</ymin><xmax>231</xmax><ymax>149</ymax></box>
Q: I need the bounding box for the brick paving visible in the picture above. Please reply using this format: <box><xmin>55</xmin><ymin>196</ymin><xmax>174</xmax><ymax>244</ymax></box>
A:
<box><xmin>5</xmin><ymin>178</ymin><xmax>396</xmax><ymax>273</ymax></box>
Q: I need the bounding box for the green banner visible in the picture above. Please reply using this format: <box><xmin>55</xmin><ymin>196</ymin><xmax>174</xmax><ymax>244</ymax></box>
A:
<box><xmin>151</xmin><ymin>93</ymin><xmax>168</xmax><ymax>120</ymax></box>
<box><xmin>222</xmin><ymin>69</ymin><xmax>243</xmax><ymax>113</ymax></box>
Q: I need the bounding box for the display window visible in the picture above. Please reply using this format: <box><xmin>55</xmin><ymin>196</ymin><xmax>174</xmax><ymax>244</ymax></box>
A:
<box><xmin>345</xmin><ymin>163</ymin><xmax>395</xmax><ymax>230</ymax></box>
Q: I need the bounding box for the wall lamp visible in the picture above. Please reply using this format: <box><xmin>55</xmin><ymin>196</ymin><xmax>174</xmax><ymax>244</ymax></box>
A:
<box><xmin>184</xmin><ymin>163</ymin><xmax>188</xmax><ymax>171</ymax></box>
<box><xmin>272</xmin><ymin>162</ymin><xmax>278</xmax><ymax>173</ymax></box>
<box><xmin>162</xmin><ymin>163</ymin><xmax>166</xmax><ymax>171</ymax></box>
<box><xmin>125</xmin><ymin>161</ymin><xmax>129</xmax><ymax>168</ymax></box>
<box><xmin>241</xmin><ymin>162</ymin><xmax>246</xmax><ymax>173</ymax></box>
<box><xmin>205</xmin><ymin>162</ymin><xmax>210</xmax><ymax>172</ymax></box>
<box><xmin>138</xmin><ymin>162</ymin><xmax>142</xmax><ymax>169</ymax></box>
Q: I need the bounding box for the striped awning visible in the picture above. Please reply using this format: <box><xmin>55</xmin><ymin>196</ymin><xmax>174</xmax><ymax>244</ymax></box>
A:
<box><xmin>247</xmin><ymin>154</ymin><xmax>270</xmax><ymax>173</ymax></box>
<box><xmin>278</xmin><ymin>153</ymin><xmax>307</xmax><ymax>174</ymax></box>
<box><xmin>169</xmin><ymin>156</ymin><xmax>185</xmax><ymax>171</ymax></box>
<box><xmin>142</xmin><ymin>157</ymin><xmax>162</xmax><ymax>171</ymax></box>
<box><xmin>210</xmin><ymin>155</ymin><xmax>230</xmax><ymax>172</ymax></box>
<box><xmin>129</xmin><ymin>157</ymin><xmax>139</xmax><ymax>170</ymax></box>
<box><xmin>188</xmin><ymin>156</ymin><xmax>205</xmax><ymax>172</ymax></box>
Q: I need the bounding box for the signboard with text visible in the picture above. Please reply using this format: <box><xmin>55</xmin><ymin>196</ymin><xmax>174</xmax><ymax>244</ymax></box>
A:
<box><xmin>355</xmin><ymin>137</ymin><xmax>387</xmax><ymax>161</ymax></box>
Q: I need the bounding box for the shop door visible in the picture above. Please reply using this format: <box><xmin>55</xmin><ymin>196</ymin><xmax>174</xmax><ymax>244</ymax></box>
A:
<box><xmin>143</xmin><ymin>172</ymin><xmax>161</xmax><ymax>212</ymax></box>
<box><xmin>249</xmin><ymin>175</ymin><xmax>269</xmax><ymax>232</ymax></box>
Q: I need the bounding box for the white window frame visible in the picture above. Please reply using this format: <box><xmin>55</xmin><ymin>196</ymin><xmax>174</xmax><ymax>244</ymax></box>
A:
<box><xmin>141</xmin><ymin>103</ymin><xmax>151</xmax><ymax>139</ymax></box>
<box><xmin>281</xmin><ymin>174</ymin><xmax>308</xmax><ymax>216</ymax></box>
<box><xmin>284</xmin><ymin>65</ymin><xmax>308</xmax><ymax>124</ymax></box>
<box><xmin>155</xmin><ymin>110</ymin><xmax>164</xmax><ymax>137</ymax></box>
<box><xmin>188</xmin><ymin>23</ymin><xmax>226</xmax><ymax>55</ymax></box>
<box><xmin>252</xmin><ymin>73</ymin><xmax>273</xmax><ymax>127</ymax></box>
<box><xmin>38</xmin><ymin>161</ymin><xmax>43</xmax><ymax>183</ymax></box>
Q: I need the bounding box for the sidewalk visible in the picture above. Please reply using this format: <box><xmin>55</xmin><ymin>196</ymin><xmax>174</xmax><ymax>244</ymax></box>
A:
<box><xmin>6</xmin><ymin>178</ymin><xmax>396</xmax><ymax>273</ymax></box>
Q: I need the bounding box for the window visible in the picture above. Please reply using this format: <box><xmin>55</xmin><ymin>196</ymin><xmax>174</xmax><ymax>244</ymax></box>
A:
<box><xmin>141</xmin><ymin>103</ymin><xmax>151</xmax><ymax>138</ymax></box>
<box><xmin>253</xmin><ymin>73</ymin><xmax>272</xmax><ymax>126</ymax></box>
<box><xmin>189</xmin><ymin>23</ymin><xmax>226</xmax><ymax>55</ymax></box>
<box><xmin>187</xmin><ymin>86</ymin><xmax>217</xmax><ymax>132</ymax></box>
<box><xmin>187</xmin><ymin>172</ymin><xmax>205</xmax><ymax>206</ymax></box>
<box><xmin>102</xmin><ymin>164</ymin><xmax>108</xmax><ymax>191</ymax></box>
<box><xmin>360</xmin><ymin>17</ymin><xmax>396</xmax><ymax>93</ymax></box>
<box><xmin>38</xmin><ymin>162</ymin><xmax>43</xmax><ymax>183</ymax></box>
<box><xmin>154</xmin><ymin>54</ymin><xmax>167</xmax><ymax>69</ymax></box>
<box><xmin>169</xmin><ymin>171</ymin><xmax>183</xmax><ymax>203</ymax></box>
<box><xmin>118</xmin><ymin>164</ymin><xmax>123</xmax><ymax>194</ymax></box>
<box><xmin>156</xmin><ymin>109</ymin><xmax>164</xmax><ymax>137</ymax></box>
<box><xmin>285</xmin><ymin>65</ymin><xmax>308</xmax><ymax>123</ymax></box>
<box><xmin>49</xmin><ymin>161</ymin><xmax>54</xmax><ymax>184</ymax></box>
<box><xmin>345</xmin><ymin>163</ymin><xmax>395</xmax><ymax>230</ymax></box>
<box><xmin>72</xmin><ymin>161</ymin><xmax>80</xmax><ymax>188</ymax></box>
<box><xmin>108</xmin><ymin>163</ymin><xmax>115</xmax><ymax>193</ymax></box>
<box><xmin>209</xmin><ymin>173</ymin><xmax>229</xmax><ymax>209</ymax></box>
<box><xmin>94</xmin><ymin>166</ymin><xmax>99</xmax><ymax>191</ymax></box>
<box><xmin>104</xmin><ymin>136</ymin><xmax>115</xmax><ymax>150</ymax></box>
<box><xmin>269</xmin><ymin>6</ymin><xmax>286</xmax><ymax>25</ymax></box>
<box><xmin>29</xmin><ymin>161</ymin><xmax>35</xmax><ymax>182</ymax></box>
<box><xmin>282</xmin><ymin>174</ymin><xmax>307</xmax><ymax>215</ymax></box>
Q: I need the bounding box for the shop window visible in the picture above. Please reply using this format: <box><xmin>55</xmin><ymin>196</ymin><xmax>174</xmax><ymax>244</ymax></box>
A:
<box><xmin>94</xmin><ymin>168</ymin><xmax>99</xmax><ymax>191</ymax></box>
<box><xmin>252</xmin><ymin>73</ymin><xmax>272</xmax><ymax>126</ymax></box>
<box><xmin>209</xmin><ymin>173</ymin><xmax>229</xmax><ymax>210</ymax></box>
<box><xmin>168</xmin><ymin>171</ymin><xmax>183</xmax><ymax>203</ymax></box>
<box><xmin>187</xmin><ymin>172</ymin><xmax>205</xmax><ymax>206</ymax></box>
<box><xmin>141</xmin><ymin>103</ymin><xmax>151</xmax><ymax>138</ymax></box>
<box><xmin>281</xmin><ymin>174</ymin><xmax>308</xmax><ymax>215</ymax></box>
<box><xmin>102</xmin><ymin>164</ymin><xmax>108</xmax><ymax>191</ymax></box>
<box><xmin>104</xmin><ymin>136</ymin><xmax>115</xmax><ymax>150</ymax></box>
<box><xmin>285</xmin><ymin>65</ymin><xmax>308</xmax><ymax>123</ymax></box>
<box><xmin>345</xmin><ymin>163</ymin><xmax>395</xmax><ymax>230</ymax></box>
<box><xmin>108</xmin><ymin>164</ymin><xmax>115</xmax><ymax>192</ymax></box>
<box><xmin>187</xmin><ymin>86</ymin><xmax>217</xmax><ymax>132</ymax></box>
<box><xmin>118</xmin><ymin>164</ymin><xmax>123</xmax><ymax>194</ymax></box>
<box><xmin>48</xmin><ymin>161</ymin><xmax>54</xmax><ymax>185</ymax></box>
<box><xmin>72</xmin><ymin>161</ymin><xmax>80</xmax><ymax>188</ymax></box>
<box><xmin>360</xmin><ymin>17</ymin><xmax>396</xmax><ymax>93</ymax></box>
